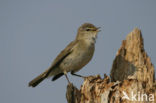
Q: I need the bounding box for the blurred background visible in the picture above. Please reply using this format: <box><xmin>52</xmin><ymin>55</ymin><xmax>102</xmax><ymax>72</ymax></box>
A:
<box><xmin>0</xmin><ymin>0</ymin><xmax>156</xmax><ymax>103</ymax></box>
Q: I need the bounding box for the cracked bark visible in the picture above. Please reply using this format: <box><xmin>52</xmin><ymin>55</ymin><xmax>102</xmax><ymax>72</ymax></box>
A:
<box><xmin>66</xmin><ymin>28</ymin><xmax>156</xmax><ymax>103</ymax></box>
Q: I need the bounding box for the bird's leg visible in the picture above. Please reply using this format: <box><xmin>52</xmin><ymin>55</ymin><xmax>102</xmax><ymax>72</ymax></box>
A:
<box><xmin>64</xmin><ymin>72</ymin><xmax>71</xmax><ymax>84</ymax></box>
<box><xmin>71</xmin><ymin>72</ymin><xmax>92</xmax><ymax>82</ymax></box>
<box><xmin>71</xmin><ymin>72</ymin><xmax>86</xmax><ymax>79</ymax></box>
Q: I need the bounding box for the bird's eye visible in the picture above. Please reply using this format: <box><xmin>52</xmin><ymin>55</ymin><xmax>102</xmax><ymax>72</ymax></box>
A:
<box><xmin>86</xmin><ymin>28</ymin><xmax>91</xmax><ymax>31</ymax></box>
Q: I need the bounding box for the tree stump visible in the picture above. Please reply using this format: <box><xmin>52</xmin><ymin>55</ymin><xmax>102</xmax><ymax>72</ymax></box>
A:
<box><xmin>66</xmin><ymin>28</ymin><xmax>156</xmax><ymax>103</ymax></box>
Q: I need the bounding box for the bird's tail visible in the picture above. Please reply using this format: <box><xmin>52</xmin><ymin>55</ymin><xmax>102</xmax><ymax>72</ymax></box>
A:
<box><xmin>29</xmin><ymin>72</ymin><xmax>47</xmax><ymax>87</ymax></box>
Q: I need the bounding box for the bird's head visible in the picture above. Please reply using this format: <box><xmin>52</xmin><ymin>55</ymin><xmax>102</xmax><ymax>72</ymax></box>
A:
<box><xmin>76</xmin><ymin>23</ymin><xmax>100</xmax><ymax>43</ymax></box>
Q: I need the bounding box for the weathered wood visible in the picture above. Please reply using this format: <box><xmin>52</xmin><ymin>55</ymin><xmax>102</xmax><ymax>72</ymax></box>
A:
<box><xmin>66</xmin><ymin>28</ymin><xmax>156</xmax><ymax>103</ymax></box>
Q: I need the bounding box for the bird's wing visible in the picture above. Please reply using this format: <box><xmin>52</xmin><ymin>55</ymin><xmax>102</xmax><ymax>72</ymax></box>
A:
<box><xmin>45</xmin><ymin>40</ymin><xmax>77</xmax><ymax>77</ymax></box>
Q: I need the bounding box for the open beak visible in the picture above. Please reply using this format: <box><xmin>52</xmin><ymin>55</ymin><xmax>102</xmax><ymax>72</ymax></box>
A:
<box><xmin>96</xmin><ymin>27</ymin><xmax>101</xmax><ymax>32</ymax></box>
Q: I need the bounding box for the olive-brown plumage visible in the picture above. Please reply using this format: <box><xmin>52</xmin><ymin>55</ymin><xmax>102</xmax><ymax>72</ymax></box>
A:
<box><xmin>29</xmin><ymin>23</ymin><xmax>100</xmax><ymax>87</ymax></box>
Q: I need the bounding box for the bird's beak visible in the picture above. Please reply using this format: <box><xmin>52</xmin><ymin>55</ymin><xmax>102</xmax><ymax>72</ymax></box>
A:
<box><xmin>96</xmin><ymin>27</ymin><xmax>101</xmax><ymax>32</ymax></box>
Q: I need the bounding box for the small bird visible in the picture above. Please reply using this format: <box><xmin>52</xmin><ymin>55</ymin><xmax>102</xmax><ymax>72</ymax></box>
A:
<box><xmin>29</xmin><ymin>23</ymin><xmax>100</xmax><ymax>87</ymax></box>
